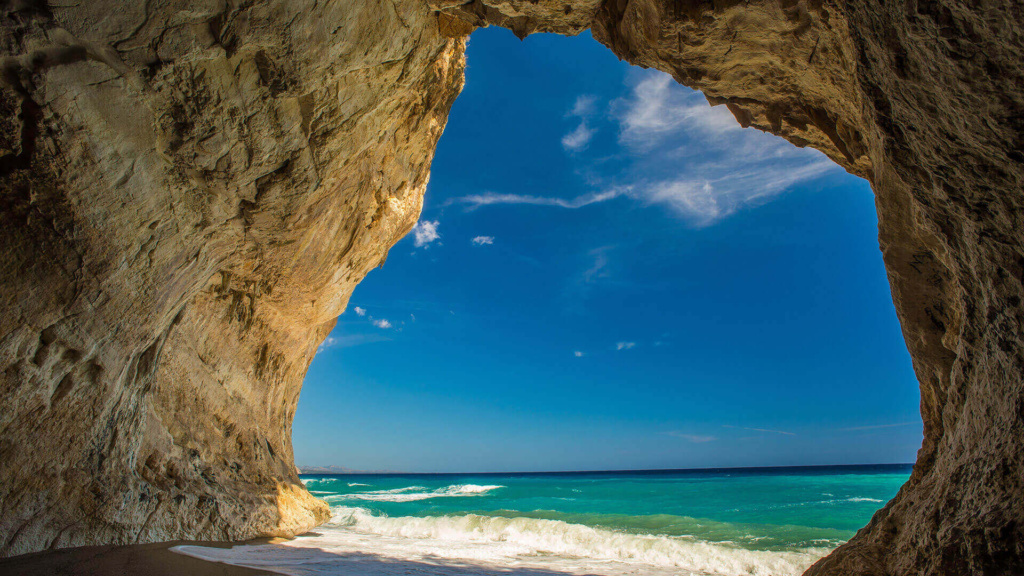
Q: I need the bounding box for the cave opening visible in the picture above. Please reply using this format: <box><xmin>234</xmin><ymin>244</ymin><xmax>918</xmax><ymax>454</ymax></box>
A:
<box><xmin>290</xmin><ymin>26</ymin><xmax>923</xmax><ymax>574</ymax></box>
<box><xmin>3</xmin><ymin>0</ymin><xmax>1021</xmax><ymax>573</ymax></box>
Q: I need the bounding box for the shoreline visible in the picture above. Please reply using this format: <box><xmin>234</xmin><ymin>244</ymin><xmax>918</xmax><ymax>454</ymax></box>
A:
<box><xmin>0</xmin><ymin>540</ymin><xmax>280</xmax><ymax>576</ymax></box>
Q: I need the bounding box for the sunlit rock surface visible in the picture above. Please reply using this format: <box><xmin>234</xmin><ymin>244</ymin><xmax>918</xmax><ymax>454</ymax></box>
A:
<box><xmin>0</xmin><ymin>0</ymin><xmax>463</xmax><ymax>555</ymax></box>
<box><xmin>2</xmin><ymin>1</ymin><xmax>1023</xmax><ymax>574</ymax></box>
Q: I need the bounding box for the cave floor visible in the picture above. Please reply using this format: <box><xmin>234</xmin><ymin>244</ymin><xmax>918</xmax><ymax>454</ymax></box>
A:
<box><xmin>0</xmin><ymin>541</ymin><xmax>277</xmax><ymax>576</ymax></box>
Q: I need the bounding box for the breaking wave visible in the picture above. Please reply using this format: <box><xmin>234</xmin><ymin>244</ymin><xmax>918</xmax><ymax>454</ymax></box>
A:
<box><xmin>328</xmin><ymin>484</ymin><xmax>505</xmax><ymax>503</ymax></box>
<box><xmin>325</xmin><ymin>506</ymin><xmax>829</xmax><ymax>576</ymax></box>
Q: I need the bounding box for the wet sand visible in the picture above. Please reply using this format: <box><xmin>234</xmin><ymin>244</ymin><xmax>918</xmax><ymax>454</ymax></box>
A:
<box><xmin>0</xmin><ymin>540</ymin><xmax>279</xmax><ymax>576</ymax></box>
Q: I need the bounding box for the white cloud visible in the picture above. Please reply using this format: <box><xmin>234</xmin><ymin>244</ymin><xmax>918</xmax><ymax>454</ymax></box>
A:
<box><xmin>562</xmin><ymin>95</ymin><xmax>599</xmax><ymax>152</ymax></box>
<box><xmin>574</xmin><ymin>351</ymin><xmax>585</xmax><ymax>358</ymax></box>
<box><xmin>317</xmin><ymin>333</ymin><xmax>390</xmax><ymax>352</ymax></box>
<box><xmin>643</xmin><ymin>180</ymin><xmax>723</xmax><ymax>226</ymax></box>
<box><xmin>353</xmin><ymin>306</ymin><xmax>366</xmax><ymax>316</ymax></box>
<box><xmin>610</xmin><ymin>70</ymin><xmax>840</xmax><ymax>225</ymax></box>
<box><xmin>372</xmin><ymin>319</ymin><xmax>392</xmax><ymax>329</ymax></box>
<box><xmin>562</xmin><ymin>121</ymin><xmax>595</xmax><ymax>152</ymax></box>
<box><xmin>412</xmin><ymin>220</ymin><xmax>440</xmax><ymax>248</ymax></box>
<box><xmin>582</xmin><ymin>247</ymin><xmax>611</xmax><ymax>284</ymax></box>
<box><xmin>628</xmin><ymin>155</ymin><xmax>835</xmax><ymax>226</ymax></box>
<box><xmin>616</xmin><ymin>73</ymin><xmax>739</xmax><ymax>148</ymax></box>
<box><xmin>569</xmin><ymin>95</ymin><xmax>597</xmax><ymax>117</ymax></box>
<box><xmin>665</xmin><ymin>431</ymin><xmax>717</xmax><ymax>443</ymax></box>
<box><xmin>566</xmin><ymin>246</ymin><xmax>615</xmax><ymax>315</ymax></box>
<box><xmin>447</xmin><ymin>71</ymin><xmax>839</xmax><ymax>227</ymax></box>
<box><xmin>449</xmin><ymin>188</ymin><xmax>626</xmax><ymax>211</ymax></box>
<box><xmin>472</xmin><ymin>236</ymin><xmax>494</xmax><ymax>246</ymax></box>
<box><xmin>723</xmin><ymin>425</ymin><xmax>796</xmax><ymax>436</ymax></box>
<box><xmin>615</xmin><ymin>342</ymin><xmax>635</xmax><ymax>351</ymax></box>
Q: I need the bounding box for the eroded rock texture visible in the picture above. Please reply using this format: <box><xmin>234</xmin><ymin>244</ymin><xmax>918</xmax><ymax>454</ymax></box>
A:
<box><xmin>446</xmin><ymin>2</ymin><xmax>1024</xmax><ymax>574</ymax></box>
<box><xmin>1</xmin><ymin>0</ymin><xmax>1023</xmax><ymax>574</ymax></box>
<box><xmin>0</xmin><ymin>0</ymin><xmax>464</xmax><ymax>555</ymax></box>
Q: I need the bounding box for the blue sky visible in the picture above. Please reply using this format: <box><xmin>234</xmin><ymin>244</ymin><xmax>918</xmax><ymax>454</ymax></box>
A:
<box><xmin>292</xmin><ymin>28</ymin><xmax>923</xmax><ymax>473</ymax></box>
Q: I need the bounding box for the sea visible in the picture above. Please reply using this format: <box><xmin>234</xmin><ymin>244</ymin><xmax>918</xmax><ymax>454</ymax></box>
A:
<box><xmin>175</xmin><ymin>464</ymin><xmax>911</xmax><ymax>576</ymax></box>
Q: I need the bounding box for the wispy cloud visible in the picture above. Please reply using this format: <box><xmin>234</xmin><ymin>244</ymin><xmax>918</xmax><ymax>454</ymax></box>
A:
<box><xmin>566</xmin><ymin>246</ymin><xmax>616</xmax><ymax>314</ymax></box>
<box><xmin>447</xmin><ymin>189</ymin><xmax>626</xmax><ymax>211</ymax></box>
<box><xmin>317</xmin><ymin>333</ymin><xmax>390</xmax><ymax>352</ymax></box>
<box><xmin>839</xmin><ymin>422</ymin><xmax>917</xmax><ymax>432</ymax></box>
<box><xmin>574</xmin><ymin>350</ymin><xmax>585</xmax><ymax>358</ymax></box>
<box><xmin>630</xmin><ymin>158</ymin><xmax>836</xmax><ymax>226</ymax></box>
<box><xmin>723</xmin><ymin>425</ymin><xmax>796</xmax><ymax>436</ymax></box>
<box><xmin>562</xmin><ymin>122</ymin><xmax>595</xmax><ymax>151</ymax></box>
<box><xmin>610</xmin><ymin>71</ymin><xmax>838</xmax><ymax>225</ymax></box>
<box><xmin>570</xmin><ymin>94</ymin><xmax>597</xmax><ymax>117</ymax></box>
<box><xmin>353</xmin><ymin>306</ymin><xmax>366</xmax><ymax>317</ymax></box>
<box><xmin>448</xmin><ymin>71</ymin><xmax>838</xmax><ymax>227</ymax></box>
<box><xmin>562</xmin><ymin>95</ymin><xmax>598</xmax><ymax>152</ymax></box>
<box><xmin>616</xmin><ymin>73</ymin><xmax>738</xmax><ymax>149</ymax></box>
<box><xmin>412</xmin><ymin>220</ymin><xmax>440</xmax><ymax>248</ymax></box>
<box><xmin>665</xmin><ymin>431</ymin><xmax>717</xmax><ymax>443</ymax></box>
<box><xmin>472</xmin><ymin>236</ymin><xmax>494</xmax><ymax>246</ymax></box>
<box><xmin>372</xmin><ymin>318</ymin><xmax>392</xmax><ymax>329</ymax></box>
<box><xmin>615</xmin><ymin>342</ymin><xmax>635</xmax><ymax>351</ymax></box>
<box><xmin>582</xmin><ymin>246</ymin><xmax>612</xmax><ymax>284</ymax></box>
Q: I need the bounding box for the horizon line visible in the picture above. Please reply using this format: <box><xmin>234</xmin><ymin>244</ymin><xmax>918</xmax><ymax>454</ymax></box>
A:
<box><xmin>298</xmin><ymin>461</ymin><xmax>915</xmax><ymax>476</ymax></box>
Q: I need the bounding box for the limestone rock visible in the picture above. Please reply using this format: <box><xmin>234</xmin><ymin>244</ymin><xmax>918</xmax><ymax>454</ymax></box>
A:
<box><xmin>439</xmin><ymin>2</ymin><xmax>1024</xmax><ymax>574</ymax></box>
<box><xmin>2</xmin><ymin>1</ymin><xmax>1024</xmax><ymax>575</ymax></box>
<box><xmin>0</xmin><ymin>0</ymin><xmax>464</xmax><ymax>555</ymax></box>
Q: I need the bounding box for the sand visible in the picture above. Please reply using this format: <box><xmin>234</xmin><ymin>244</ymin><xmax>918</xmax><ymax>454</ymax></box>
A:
<box><xmin>0</xmin><ymin>541</ymin><xmax>279</xmax><ymax>576</ymax></box>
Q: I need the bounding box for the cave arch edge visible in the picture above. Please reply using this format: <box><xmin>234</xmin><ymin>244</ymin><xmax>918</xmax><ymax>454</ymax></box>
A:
<box><xmin>435</xmin><ymin>1</ymin><xmax>1024</xmax><ymax>575</ymax></box>
<box><xmin>0</xmin><ymin>1</ymin><xmax>1019</xmax><ymax>575</ymax></box>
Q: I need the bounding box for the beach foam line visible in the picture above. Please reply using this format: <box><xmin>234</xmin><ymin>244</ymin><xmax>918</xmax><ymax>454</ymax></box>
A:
<box><xmin>334</xmin><ymin>484</ymin><xmax>504</xmax><ymax>503</ymax></box>
<box><xmin>324</xmin><ymin>506</ymin><xmax>830</xmax><ymax>576</ymax></box>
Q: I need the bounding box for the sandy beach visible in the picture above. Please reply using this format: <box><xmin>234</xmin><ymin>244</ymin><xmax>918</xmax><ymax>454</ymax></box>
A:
<box><xmin>0</xmin><ymin>541</ymin><xmax>278</xmax><ymax>576</ymax></box>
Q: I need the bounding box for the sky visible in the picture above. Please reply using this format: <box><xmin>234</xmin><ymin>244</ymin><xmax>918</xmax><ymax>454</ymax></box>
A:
<box><xmin>292</xmin><ymin>28</ymin><xmax>923</xmax><ymax>473</ymax></box>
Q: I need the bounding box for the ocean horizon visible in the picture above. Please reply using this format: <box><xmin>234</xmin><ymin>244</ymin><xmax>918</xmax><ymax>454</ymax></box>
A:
<box><xmin>177</xmin><ymin>463</ymin><xmax>912</xmax><ymax>576</ymax></box>
<box><xmin>297</xmin><ymin>462</ymin><xmax>915</xmax><ymax>476</ymax></box>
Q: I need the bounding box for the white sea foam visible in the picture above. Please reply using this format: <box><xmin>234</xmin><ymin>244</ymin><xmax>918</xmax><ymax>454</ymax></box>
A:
<box><xmin>348</xmin><ymin>482</ymin><xmax>371</xmax><ymax>487</ymax></box>
<box><xmin>335</xmin><ymin>484</ymin><xmax>505</xmax><ymax>503</ymax></box>
<box><xmin>175</xmin><ymin>507</ymin><xmax>831</xmax><ymax>576</ymax></box>
<box><xmin>768</xmin><ymin>496</ymin><xmax>887</xmax><ymax>509</ymax></box>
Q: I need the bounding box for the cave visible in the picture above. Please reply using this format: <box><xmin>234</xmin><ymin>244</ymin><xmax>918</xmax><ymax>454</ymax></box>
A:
<box><xmin>0</xmin><ymin>1</ymin><xmax>1022</xmax><ymax>575</ymax></box>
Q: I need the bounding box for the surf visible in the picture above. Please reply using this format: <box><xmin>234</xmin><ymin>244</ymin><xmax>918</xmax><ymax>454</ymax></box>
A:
<box><xmin>327</xmin><ymin>484</ymin><xmax>505</xmax><ymax>503</ymax></box>
<box><xmin>180</xmin><ymin>467</ymin><xmax>909</xmax><ymax>576</ymax></box>
<box><xmin>327</xmin><ymin>506</ymin><xmax>829</xmax><ymax>575</ymax></box>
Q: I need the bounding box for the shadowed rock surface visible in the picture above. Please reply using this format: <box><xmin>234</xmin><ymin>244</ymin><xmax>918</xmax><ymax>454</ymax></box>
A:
<box><xmin>1</xmin><ymin>1</ymin><xmax>1023</xmax><ymax>575</ymax></box>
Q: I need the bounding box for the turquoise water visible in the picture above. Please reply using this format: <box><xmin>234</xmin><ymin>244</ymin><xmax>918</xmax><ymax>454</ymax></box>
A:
<box><xmin>179</xmin><ymin>465</ymin><xmax>910</xmax><ymax>576</ymax></box>
<box><xmin>302</xmin><ymin>465</ymin><xmax>909</xmax><ymax>553</ymax></box>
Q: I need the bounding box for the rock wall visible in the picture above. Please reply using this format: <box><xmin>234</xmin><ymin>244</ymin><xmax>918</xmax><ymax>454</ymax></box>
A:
<box><xmin>2</xmin><ymin>0</ymin><xmax>1023</xmax><ymax>574</ymax></box>
<box><xmin>441</xmin><ymin>2</ymin><xmax>1024</xmax><ymax>574</ymax></box>
<box><xmin>0</xmin><ymin>0</ymin><xmax>464</xmax><ymax>555</ymax></box>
